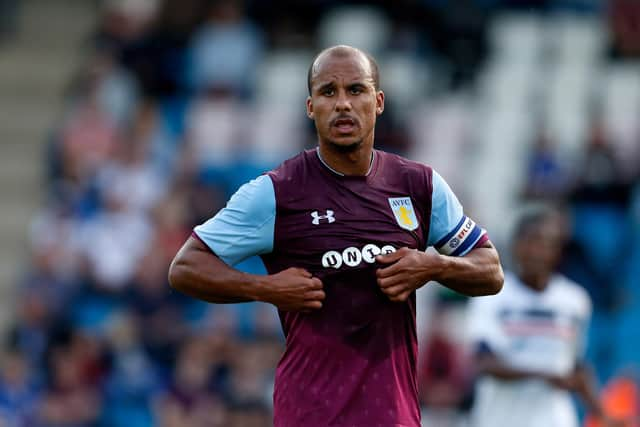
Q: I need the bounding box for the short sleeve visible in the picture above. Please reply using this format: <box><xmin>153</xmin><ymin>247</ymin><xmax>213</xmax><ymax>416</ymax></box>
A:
<box><xmin>428</xmin><ymin>170</ymin><xmax>487</xmax><ymax>256</ymax></box>
<box><xmin>467</xmin><ymin>296</ymin><xmax>504</xmax><ymax>355</ymax></box>
<box><xmin>193</xmin><ymin>175</ymin><xmax>275</xmax><ymax>266</ymax></box>
<box><xmin>574</xmin><ymin>287</ymin><xmax>593</xmax><ymax>360</ymax></box>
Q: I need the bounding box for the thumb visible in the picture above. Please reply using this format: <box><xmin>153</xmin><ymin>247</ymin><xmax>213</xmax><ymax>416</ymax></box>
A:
<box><xmin>376</xmin><ymin>249</ymin><xmax>404</xmax><ymax>264</ymax></box>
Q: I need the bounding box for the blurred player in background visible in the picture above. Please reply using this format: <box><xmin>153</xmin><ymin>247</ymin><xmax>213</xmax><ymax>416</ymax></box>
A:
<box><xmin>169</xmin><ymin>45</ymin><xmax>504</xmax><ymax>427</ymax></box>
<box><xmin>468</xmin><ymin>206</ymin><xmax>625</xmax><ymax>427</ymax></box>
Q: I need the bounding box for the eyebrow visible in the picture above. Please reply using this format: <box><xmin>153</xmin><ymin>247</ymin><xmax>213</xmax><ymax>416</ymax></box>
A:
<box><xmin>315</xmin><ymin>81</ymin><xmax>369</xmax><ymax>93</ymax></box>
<box><xmin>316</xmin><ymin>82</ymin><xmax>335</xmax><ymax>92</ymax></box>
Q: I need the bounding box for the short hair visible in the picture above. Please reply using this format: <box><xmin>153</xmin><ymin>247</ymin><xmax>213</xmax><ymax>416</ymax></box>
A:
<box><xmin>307</xmin><ymin>46</ymin><xmax>380</xmax><ymax>95</ymax></box>
<box><xmin>512</xmin><ymin>204</ymin><xmax>563</xmax><ymax>242</ymax></box>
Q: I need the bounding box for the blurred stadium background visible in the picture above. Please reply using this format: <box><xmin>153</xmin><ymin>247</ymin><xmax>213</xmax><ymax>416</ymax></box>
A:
<box><xmin>0</xmin><ymin>0</ymin><xmax>639</xmax><ymax>425</ymax></box>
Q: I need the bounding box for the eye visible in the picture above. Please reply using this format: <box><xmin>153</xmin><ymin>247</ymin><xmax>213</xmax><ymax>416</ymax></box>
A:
<box><xmin>322</xmin><ymin>88</ymin><xmax>335</xmax><ymax>96</ymax></box>
<box><xmin>350</xmin><ymin>87</ymin><xmax>362</xmax><ymax>95</ymax></box>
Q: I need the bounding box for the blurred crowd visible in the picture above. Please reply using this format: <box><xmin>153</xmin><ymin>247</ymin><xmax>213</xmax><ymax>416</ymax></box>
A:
<box><xmin>2</xmin><ymin>0</ymin><xmax>640</xmax><ymax>426</ymax></box>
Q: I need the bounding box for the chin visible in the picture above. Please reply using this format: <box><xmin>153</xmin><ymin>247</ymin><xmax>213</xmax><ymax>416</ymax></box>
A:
<box><xmin>326</xmin><ymin>138</ymin><xmax>363</xmax><ymax>153</ymax></box>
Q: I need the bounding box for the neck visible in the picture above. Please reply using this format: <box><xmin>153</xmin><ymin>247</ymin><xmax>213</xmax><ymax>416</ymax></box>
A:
<box><xmin>317</xmin><ymin>140</ymin><xmax>374</xmax><ymax>176</ymax></box>
<box><xmin>519</xmin><ymin>272</ymin><xmax>551</xmax><ymax>292</ymax></box>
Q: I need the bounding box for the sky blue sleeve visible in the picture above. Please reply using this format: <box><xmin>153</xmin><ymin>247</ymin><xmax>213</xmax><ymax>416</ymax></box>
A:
<box><xmin>193</xmin><ymin>175</ymin><xmax>275</xmax><ymax>266</ymax></box>
<box><xmin>428</xmin><ymin>170</ymin><xmax>486</xmax><ymax>256</ymax></box>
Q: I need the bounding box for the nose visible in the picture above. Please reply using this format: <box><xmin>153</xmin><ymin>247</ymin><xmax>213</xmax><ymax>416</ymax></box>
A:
<box><xmin>334</xmin><ymin>89</ymin><xmax>352</xmax><ymax>112</ymax></box>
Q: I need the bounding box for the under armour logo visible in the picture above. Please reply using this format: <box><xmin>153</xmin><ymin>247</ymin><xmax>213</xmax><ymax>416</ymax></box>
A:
<box><xmin>311</xmin><ymin>210</ymin><xmax>335</xmax><ymax>225</ymax></box>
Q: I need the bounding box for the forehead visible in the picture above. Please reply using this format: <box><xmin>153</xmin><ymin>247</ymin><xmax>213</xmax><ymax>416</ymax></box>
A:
<box><xmin>311</xmin><ymin>52</ymin><xmax>373</xmax><ymax>87</ymax></box>
<box><xmin>520</xmin><ymin>219</ymin><xmax>563</xmax><ymax>242</ymax></box>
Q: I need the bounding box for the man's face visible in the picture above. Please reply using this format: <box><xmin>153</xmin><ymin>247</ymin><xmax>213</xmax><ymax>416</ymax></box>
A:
<box><xmin>306</xmin><ymin>53</ymin><xmax>384</xmax><ymax>152</ymax></box>
<box><xmin>513</xmin><ymin>218</ymin><xmax>564</xmax><ymax>289</ymax></box>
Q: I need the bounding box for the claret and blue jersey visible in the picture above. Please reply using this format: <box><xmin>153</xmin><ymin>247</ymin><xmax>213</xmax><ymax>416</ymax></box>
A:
<box><xmin>194</xmin><ymin>148</ymin><xmax>488</xmax><ymax>427</ymax></box>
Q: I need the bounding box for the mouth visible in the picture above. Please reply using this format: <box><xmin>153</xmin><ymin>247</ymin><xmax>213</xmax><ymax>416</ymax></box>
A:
<box><xmin>331</xmin><ymin>116</ymin><xmax>358</xmax><ymax>134</ymax></box>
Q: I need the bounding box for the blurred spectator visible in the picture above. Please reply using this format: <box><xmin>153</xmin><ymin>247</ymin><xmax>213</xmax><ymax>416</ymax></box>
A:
<box><xmin>117</xmin><ymin>0</ymin><xmax>207</xmax><ymax>98</ymax></box>
<box><xmin>419</xmin><ymin>0</ymin><xmax>489</xmax><ymax>89</ymax></box>
<box><xmin>418</xmin><ymin>303</ymin><xmax>471</xmax><ymax>427</ymax></box>
<box><xmin>227</xmin><ymin>401</ymin><xmax>272</xmax><ymax>427</ymax></box>
<box><xmin>102</xmin><ymin>310</ymin><xmax>161</xmax><ymax>427</ymax></box>
<box><xmin>126</xmin><ymin>242</ymin><xmax>187</xmax><ymax>370</ymax></box>
<box><xmin>67</xmin><ymin>50</ymin><xmax>140</xmax><ymax>130</ymax></box>
<box><xmin>36</xmin><ymin>341</ymin><xmax>104</xmax><ymax>426</ymax></box>
<box><xmin>565</xmin><ymin>124</ymin><xmax>634</xmax><ymax>310</ymax></box>
<box><xmin>609</xmin><ymin>0</ymin><xmax>640</xmax><ymax>59</ymax></box>
<box><xmin>225</xmin><ymin>339</ymin><xmax>277</xmax><ymax>408</ymax></box>
<box><xmin>586</xmin><ymin>374</ymin><xmax>640</xmax><ymax>427</ymax></box>
<box><xmin>95</xmin><ymin>0</ymin><xmax>160</xmax><ymax>55</ymax></box>
<box><xmin>0</xmin><ymin>348</ymin><xmax>40</xmax><ymax>426</ymax></box>
<box><xmin>57</xmin><ymin>99</ymin><xmax>119</xmax><ymax>189</ymax></box>
<box><xmin>524</xmin><ymin>132</ymin><xmax>571</xmax><ymax>201</ymax></box>
<box><xmin>467</xmin><ymin>207</ymin><xmax>622</xmax><ymax>427</ymax></box>
<box><xmin>183</xmin><ymin>92</ymin><xmax>253</xmax><ymax>191</ymax></box>
<box><xmin>78</xmin><ymin>184</ymin><xmax>152</xmax><ymax>290</ymax></box>
<box><xmin>96</xmin><ymin>135</ymin><xmax>167</xmax><ymax>216</ymax></box>
<box><xmin>0</xmin><ymin>0</ymin><xmax>20</xmax><ymax>40</ymax></box>
<box><xmin>188</xmin><ymin>0</ymin><xmax>264</xmax><ymax>98</ymax></box>
<box><xmin>155</xmin><ymin>338</ymin><xmax>227</xmax><ymax>427</ymax></box>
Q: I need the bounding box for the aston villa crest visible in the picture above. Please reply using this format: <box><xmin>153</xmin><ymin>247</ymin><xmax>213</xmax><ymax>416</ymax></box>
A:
<box><xmin>388</xmin><ymin>197</ymin><xmax>418</xmax><ymax>231</ymax></box>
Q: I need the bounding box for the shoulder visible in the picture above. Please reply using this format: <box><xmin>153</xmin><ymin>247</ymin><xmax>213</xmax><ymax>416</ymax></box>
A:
<box><xmin>376</xmin><ymin>150</ymin><xmax>434</xmax><ymax>197</ymax></box>
<box><xmin>377</xmin><ymin>150</ymin><xmax>433</xmax><ymax>178</ymax></box>
<box><xmin>550</xmin><ymin>275</ymin><xmax>592</xmax><ymax>313</ymax></box>
<box><xmin>267</xmin><ymin>150</ymin><xmax>313</xmax><ymax>184</ymax></box>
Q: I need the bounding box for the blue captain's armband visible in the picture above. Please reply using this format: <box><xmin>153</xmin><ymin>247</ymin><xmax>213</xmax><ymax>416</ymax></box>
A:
<box><xmin>428</xmin><ymin>170</ymin><xmax>487</xmax><ymax>256</ymax></box>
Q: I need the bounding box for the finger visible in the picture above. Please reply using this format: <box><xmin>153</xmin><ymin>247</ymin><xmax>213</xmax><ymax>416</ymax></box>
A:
<box><xmin>377</xmin><ymin>275</ymin><xmax>405</xmax><ymax>289</ymax></box>
<box><xmin>309</xmin><ymin>277</ymin><xmax>323</xmax><ymax>289</ymax></box>
<box><xmin>381</xmin><ymin>284</ymin><xmax>408</xmax><ymax>297</ymax></box>
<box><xmin>305</xmin><ymin>290</ymin><xmax>326</xmax><ymax>301</ymax></box>
<box><xmin>292</xmin><ymin>268</ymin><xmax>312</xmax><ymax>278</ymax></box>
<box><xmin>304</xmin><ymin>300</ymin><xmax>323</xmax><ymax>310</ymax></box>
<box><xmin>375</xmin><ymin>249</ymin><xmax>405</xmax><ymax>264</ymax></box>
<box><xmin>389</xmin><ymin>290</ymin><xmax>412</xmax><ymax>302</ymax></box>
<box><xmin>376</xmin><ymin>260</ymin><xmax>404</xmax><ymax>279</ymax></box>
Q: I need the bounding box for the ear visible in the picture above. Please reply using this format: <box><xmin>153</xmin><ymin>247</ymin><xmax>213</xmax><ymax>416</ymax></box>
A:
<box><xmin>306</xmin><ymin>96</ymin><xmax>314</xmax><ymax>119</ymax></box>
<box><xmin>376</xmin><ymin>90</ymin><xmax>385</xmax><ymax>116</ymax></box>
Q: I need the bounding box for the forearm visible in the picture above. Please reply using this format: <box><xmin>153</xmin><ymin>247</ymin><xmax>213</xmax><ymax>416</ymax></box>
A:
<box><xmin>477</xmin><ymin>354</ymin><xmax>548</xmax><ymax>382</ymax></box>
<box><xmin>575</xmin><ymin>364</ymin><xmax>605</xmax><ymax>417</ymax></box>
<box><xmin>168</xmin><ymin>237</ymin><xmax>262</xmax><ymax>303</ymax></box>
<box><xmin>432</xmin><ymin>243</ymin><xmax>504</xmax><ymax>296</ymax></box>
<box><xmin>479</xmin><ymin>362</ymin><xmax>545</xmax><ymax>381</ymax></box>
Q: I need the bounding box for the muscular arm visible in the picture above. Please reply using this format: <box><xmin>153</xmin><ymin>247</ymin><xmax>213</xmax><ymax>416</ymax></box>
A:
<box><xmin>432</xmin><ymin>241</ymin><xmax>504</xmax><ymax>296</ymax></box>
<box><xmin>375</xmin><ymin>241</ymin><xmax>503</xmax><ymax>301</ymax></box>
<box><xmin>168</xmin><ymin>236</ymin><xmax>325</xmax><ymax>311</ymax></box>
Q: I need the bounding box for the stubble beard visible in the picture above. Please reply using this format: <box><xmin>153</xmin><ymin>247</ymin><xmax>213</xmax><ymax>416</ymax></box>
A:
<box><xmin>325</xmin><ymin>138</ymin><xmax>364</xmax><ymax>153</ymax></box>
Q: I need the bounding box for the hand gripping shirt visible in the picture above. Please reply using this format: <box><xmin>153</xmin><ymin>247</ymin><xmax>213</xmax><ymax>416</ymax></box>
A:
<box><xmin>194</xmin><ymin>149</ymin><xmax>488</xmax><ymax>427</ymax></box>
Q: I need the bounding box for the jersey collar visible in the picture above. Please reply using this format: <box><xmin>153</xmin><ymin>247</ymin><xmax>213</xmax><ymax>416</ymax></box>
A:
<box><xmin>315</xmin><ymin>147</ymin><xmax>375</xmax><ymax>177</ymax></box>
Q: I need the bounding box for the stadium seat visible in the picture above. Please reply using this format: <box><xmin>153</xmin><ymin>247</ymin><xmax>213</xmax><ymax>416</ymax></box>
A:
<box><xmin>469</xmin><ymin>109</ymin><xmax>534</xmax><ymax>245</ymax></box>
<box><xmin>255</xmin><ymin>50</ymin><xmax>313</xmax><ymax>108</ymax></box>
<box><xmin>489</xmin><ymin>13</ymin><xmax>543</xmax><ymax>66</ymax></box>
<box><xmin>543</xmin><ymin>64</ymin><xmax>593</xmax><ymax>155</ymax></box>
<box><xmin>379</xmin><ymin>54</ymin><xmax>431</xmax><ymax>113</ymax></box>
<box><xmin>408</xmin><ymin>96</ymin><xmax>473</xmax><ymax>193</ymax></box>
<box><xmin>316</xmin><ymin>6</ymin><xmax>390</xmax><ymax>55</ymax></box>
<box><xmin>248</xmin><ymin>104</ymin><xmax>306</xmax><ymax>167</ymax></box>
<box><xmin>544</xmin><ymin>13</ymin><xmax>607</xmax><ymax>65</ymax></box>
<box><xmin>477</xmin><ymin>62</ymin><xmax>537</xmax><ymax>111</ymax></box>
<box><xmin>601</xmin><ymin>63</ymin><xmax>640</xmax><ymax>167</ymax></box>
